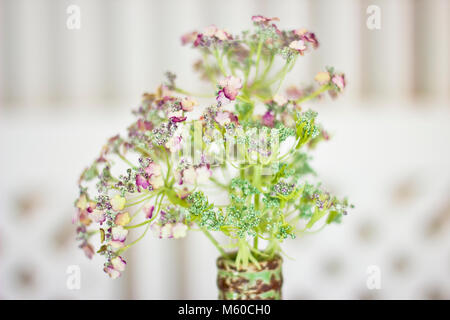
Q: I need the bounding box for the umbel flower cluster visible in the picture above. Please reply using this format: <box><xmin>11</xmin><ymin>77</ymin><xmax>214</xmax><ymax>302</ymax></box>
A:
<box><xmin>74</xmin><ymin>15</ymin><xmax>351</xmax><ymax>279</ymax></box>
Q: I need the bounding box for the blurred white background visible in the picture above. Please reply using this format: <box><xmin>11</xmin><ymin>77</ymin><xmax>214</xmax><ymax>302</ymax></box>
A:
<box><xmin>0</xmin><ymin>0</ymin><xmax>449</xmax><ymax>299</ymax></box>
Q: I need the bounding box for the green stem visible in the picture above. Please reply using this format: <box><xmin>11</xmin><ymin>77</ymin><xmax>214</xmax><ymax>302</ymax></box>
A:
<box><xmin>119</xmin><ymin>193</ymin><xmax>165</xmax><ymax>253</ymax></box>
<box><xmin>249</xmin><ymin>246</ymin><xmax>270</xmax><ymax>258</ymax></box>
<box><xmin>210</xmin><ymin>177</ymin><xmax>228</xmax><ymax>190</ymax></box>
<box><xmin>202</xmin><ymin>228</ymin><xmax>228</xmax><ymax>258</ymax></box>
<box><xmin>253</xmin><ymin>236</ymin><xmax>258</xmax><ymax>250</ymax></box>
<box><xmin>256</xmin><ymin>54</ymin><xmax>275</xmax><ymax>85</ymax></box>
<box><xmin>236</xmin><ymin>95</ymin><xmax>253</xmax><ymax>105</ymax></box>
<box><xmin>117</xmin><ymin>223</ymin><xmax>151</xmax><ymax>255</ymax></box>
<box><xmin>126</xmin><ymin>191</ymin><xmax>151</xmax><ymax>202</ymax></box>
<box><xmin>296</xmin><ymin>84</ymin><xmax>331</xmax><ymax>104</ymax></box>
<box><xmin>254</xmin><ymin>60</ymin><xmax>290</xmax><ymax>89</ymax></box>
<box><xmin>124</xmin><ymin>195</ymin><xmax>153</xmax><ymax>208</ymax></box>
<box><xmin>117</xmin><ymin>153</ymin><xmax>136</xmax><ymax>169</ymax></box>
<box><xmin>214</xmin><ymin>48</ymin><xmax>227</xmax><ymax>77</ymax></box>
<box><xmin>239</xmin><ymin>164</ymin><xmax>245</xmax><ymax>179</ymax></box>
<box><xmin>135</xmin><ymin>146</ymin><xmax>151</xmax><ymax>157</ymax></box>
<box><xmin>226</xmin><ymin>51</ymin><xmax>237</xmax><ymax>76</ymax></box>
<box><xmin>243</xmin><ymin>46</ymin><xmax>255</xmax><ymax>88</ymax></box>
<box><xmin>275</xmin><ymin>56</ymin><xmax>298</xmax><ymax>94</ymax></box>
<box><xmin>124</xmin><ymin>219</ymin><xmax>152</xmax><ymax>229</ymax></box>
<box><xmin>202</xmin><ymin>52</ymin><xmax>217</xmax><ymax>84</ymax></box>
<box><xmin>254</xmin><ymin>39</ymin><xmax>264</xmax><ymax>79</ymax></box>
<box><xmin>130</xmin><ymin>196</ymin><xmax>155</xmax><ymax>221</ymax></box>
<box><xmin>125</xmin><ymin>194</ymin><xmax>155</xmax><ymax>208</ymax></box>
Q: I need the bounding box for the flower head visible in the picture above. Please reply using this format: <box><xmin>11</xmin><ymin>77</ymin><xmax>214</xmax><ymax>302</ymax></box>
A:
<box><xmin>115</xmin><ymin>212</ymin><xmax>131</xmax><ymax>226</ymax></box>
<box><xmin>286</xmin><ymin>86</ymin><xmax>303</xmax><ymax>100</ymax></box>
<box><xmin>262</xmin><ymin>111</ymin><xmax>275</xmax><ymax>127</ymax></box>
<box><xmin>251</xmin><ymin>15</ymin><xmax>279</xmax><ymax>26</ymax></box>
<box><xmin>136</xmin><ymin>174</ymin><xmax>150</xmax><ymax>191</ymax></box>
<box><xmin>193</xmin><ymin>25</ymin><xmax>232</xmax><ymax>47</ymax></box>
<box><xmin>89</xmin><ymin>209</ymin><xmax>106</xmax><ymax>224</ymax></box>
<box><xmin>144</xmin><ymin>205</ymin><xmax>154</xmax><ymax>219</ymax></box>
<box><xmin>104</xmin><ymin>266</ymin><xmax>121</xmax><ymax>279</ymax></box>
<box><xmin>289</xmin><ymin>40</ymin><xmax>307</xmax><ymax>55</ymax></box>
<box><xmin>161</xmin><ymin>224</ymin><xmax>173</xmax><ymax>239</ymax></box>
<box><xmin>294</xmin><ymin>28</ymin><xmax>319</xmax><ymax>48</ymax></box>
<box><xmin>81</xmin><ymin>242</ymin><xmax>94</xmax><ymax>259</ymax></box>
<box><xmin>111</xmin><ymin>256</ymin><xmax>127</xmax><ymax>272</ymax></box>
<box><xmin>215</xmin><ymin>111</ymin><xmax>231</xmax><ymax>126</ymax></box>
<box><xmin>75</xmin><ymin>194</ymin><xmax>88</xmax><ymax>210</ymax></box>
<box><xmin>170</xmin><ymin>115</ymin><xmax>187</xmax><ymax>123</ymax></box>
<box><xmin>145</xmin><ymin>162</ymin><xmax>162</xmax><ymax>177</ymax></box>
<box><xmin>182</xmin><ymin>167</ymin><xmax>197</xmax><ymax>185</ymax></box>
<box><xmin>176</xmin><ymin>188</ymin><xmax>190</xmax><ymax>200</ymax></box>
<box><xmin>314</xmin><ymin>71</ymin><xmax>331</xmax><ymax>85</ymax></box>
<box><xmin>77</xmin><ymin>210</ymin><xmax>92</xmax><ymax>226</ymax></box>
<box><xmin>111</xmin><ymin>195</ymin><xmax>126</xmax><ymax>211</ymax></box>
<box><xmin>332</xmin><ymin>74</ymin><xmax>346</xmax><ymax>91</ymax></box>
<box><xmin>172</xmin><ymin>223</ymin><xmax>188</xmax><ymax>239</ymax></box>
<box><xmin>109</xmin><ymin>240</ymin><xmax>125</xmax><ymax>251</ymax></box>
<box><xmin>217</xmin><ymin>76</ymin><xmax>242</xmax><ymax>103</ymax></box>
<box><xmin>181</xmin><ymin>97</ymin><xmax>197</xmax><ymax>112</ymax></box>
<box><xmin>181</xmin><ymin>31</ymin><xmax>198</xmax><ymax>45</ymax></box>
<box><xmin>112</xmin><ymin>225</ymin><xmax>128</xmax><ymax>242</ymax></box>
<box><xmin>273</xmin><ymin>94</ymin><xmax>288</xmax><ymax>106</ymax></box>
<box><xmin>137</xmin><ymin>119</ymin><xmax>153</xmax><ymax>132</ymax></box>
<box><xmin>149</xmin><ymin>174</ymin><xmax>164</xmax><ymax>190</ymax></box>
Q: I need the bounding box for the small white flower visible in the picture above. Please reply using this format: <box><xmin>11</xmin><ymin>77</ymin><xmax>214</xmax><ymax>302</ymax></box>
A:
<box><xmin>149</xmin><ymin>174</ymin><xmax>164</xmax><ymax>190</ymax></box>
<box><xmin>183</xmin><ymin>167</ymin><xmax>197</xmax><ymax>184</ymax></box>
<box><xmin>161</xmin><ymin>224</ymin><xmax>173</xmax><ymax>239</ymax></box>
<box><xmin>273</xmin><ymin>94</ymin><xmax>288</xmax><ymax>106</ymax></box>
<box><xmin>110</xmin><ymin>194</ymin><xmax>126</xmax><ymax>211</ymax></box>
<box><xmin>289</xmin><ymin>40</ymin><xmax>306</xmax><ymax>53</ymax></box>
<box><xmin>89</xmin><ymin>209</ymin><xmax>105</xmax><ymax>224</ymax></box>
<box><xmin>215</xmin><ymin>111</ymin><xmax>230</xmax><ymax>126</ymax></box>
<box><xmin>172</xmin><ymin>223</ymin><xmax>188</xmax><ymax>239</ymax></box>
<box><xmin>111</xmin><ymin>226</ymin><xmax>128</xmax><ymax>242</ymax></box>
<box><xmin>111</xmin><ymin>256</ymin><xmax>126</xmax><ymax>272</ymax></box>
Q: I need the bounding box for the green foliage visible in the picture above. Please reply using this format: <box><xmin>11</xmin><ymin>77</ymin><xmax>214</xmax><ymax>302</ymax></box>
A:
<box><xmin>289</xmin><ymin>152</ymin><xmax>315</xmax><ymax>177</ymax></box>
<box><xmin>230</xmin><ymin>178</ymin><xmax>260</xmax><ymax>197</ymax></box>
<box><xmin>187</xmin><ymin>189</ymin><xmax>262</xmax><ymax>238</ymax></box>
<box><xmin>235</xmin><ymin>102</ymin><xmax>253</xmax><ymax>121</ymax></box>
<box><xmin>187</xmin><ymin>191</ymin><xmax>224</xmax><ymax>231</ymax></box>
<box><xmin>226</xmin><ymin>204</ymin><xmax>261</xmax><ymax>238</ymax></box>
<box><xmin>294</xmin><ymin>182</ymin><xmax>350</xmax><ymax>230</ymax></box>
<box><xmin>294</xmin><ymin>110</ymin><xmax>320</xmax><ymax>149</ymax></box>
<box><xmin>275</xmin><ymin>223</ymin><xmax>296</xmax><ymax>240</ymax></box>
<box><xmin>274</xmin><ymin>124</ymin><xmax>296</xmax><ymax>143</ymax></box>
<box><xmin>83</xmin><ymin>163</ymin><xmax>99</xmax><ymax>181</ymax></box>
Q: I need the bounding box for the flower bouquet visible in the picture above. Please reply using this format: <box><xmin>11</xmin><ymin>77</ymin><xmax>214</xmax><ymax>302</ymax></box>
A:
<box><xmin>74</xmin><ymin>15</ymin><xmax>351</xmax><ymax>300</ymax></box>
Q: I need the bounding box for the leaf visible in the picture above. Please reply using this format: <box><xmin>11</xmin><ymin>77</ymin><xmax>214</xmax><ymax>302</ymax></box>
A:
<box><xmin>97</xmin><ymin>245</ymin><xmax>107</xmax><ymax>254</ymax></box>
<box><xmin>83</xmin><ymin>164</ymin><xmax>98</xmax><ymax>181</ymax></box>
<box><xmin>235</xmin><ymin>102</ymin><xmax>253</xmax><ymax>121</ymax></box>
<box><xmin>271</xmin><ymin>163</ymin><xmax>287</xmax><ymax>184</ymax></box>
<box><xmin>100</xmin><ymin>228</ymin><xmax>105</xmax><ymax>243</ymax></box>
<box><xmin>305</xmin><ymin>207</ymin><xmax>327</xmax><ymax>229</ymax></box>
<box><xmin>166</xmin><ymin>189</ymin><xmax>189</xmax><ymax>208</ymax></box>
<box><xmin>326</xmin><ymin>210</ymin><xmax>339</xmax><ymax>224</ymax></box>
